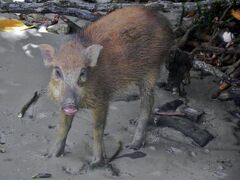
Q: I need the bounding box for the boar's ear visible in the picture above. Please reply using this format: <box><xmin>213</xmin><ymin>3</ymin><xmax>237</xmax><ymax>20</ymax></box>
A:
<box><xmin>84</xmin><ymin>44</ymin><xmax>103</xmax><ymax>67</ymax></box>
<box><xmin>38</xmin><ymin>44</ymin><xmax>55</xmax><ymax>67</ymax></box>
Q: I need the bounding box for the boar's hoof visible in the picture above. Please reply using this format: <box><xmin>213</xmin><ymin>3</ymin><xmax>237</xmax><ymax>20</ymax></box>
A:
<box><xmin>126</xmin><ymin>140</ymin><xmax>145</xmax><ymax>150</ymax></box>
<box><xmin>47</xmin><ymin>141</ymin><xmax>66</xmax><ymax>158</ymax></box>
<box><xmin>89</xmin><ymin>158</ymin><xmax>105</xmax><ymax>169</ymax></box>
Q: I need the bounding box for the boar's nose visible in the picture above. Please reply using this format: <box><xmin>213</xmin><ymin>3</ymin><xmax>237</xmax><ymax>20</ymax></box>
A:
<box><xmin>62</xmin><ymin>87</ymin><xmax>79</xmax><ymax>116</ymax></box>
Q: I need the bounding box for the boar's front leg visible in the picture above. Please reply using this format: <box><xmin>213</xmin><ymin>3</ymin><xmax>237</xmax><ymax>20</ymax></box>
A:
<box><xmin>90</xmin><ymin>106</ymin><xmax>107</xmax><ymax>168</ymax></box>
<box><xmin>48</xmin><ymin>111</ymin><xmax>74</xmax><ymax>157</ymax></box>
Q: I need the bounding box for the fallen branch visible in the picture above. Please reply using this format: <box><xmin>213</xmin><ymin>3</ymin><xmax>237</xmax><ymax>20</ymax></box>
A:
<box><xmin>225</xmin><ymin>58</ymin><xmax>240</xmax><ymax>75</ymax></box>
<box><xmin>17</xmin><ymin>91</ymin><xmax>40</xmax><ymax>118</ymax></box>
<box><xmin>175</xmin><ymin>24</ymin><xmax>198</xmax><ymax>48</ymax></box>
<box><xmin>210</xmin><ymin>4</ymin><xmax>233</xmax><ymax>44</ymax></box>
<box><xmin>0</xmin><ymin>1</ymin><xmax>100</xmax><ymax>21</ymax></box>
<box><xmin>193</xmin><ymin>59</ymin><xmax>226</xmax><ymax>79</ymax></box>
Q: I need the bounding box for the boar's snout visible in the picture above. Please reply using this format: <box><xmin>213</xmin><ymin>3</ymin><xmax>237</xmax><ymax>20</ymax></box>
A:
<box><xmin>61</xmin><ymin>86</ymin><xmax>79</xmax><ymax>116</ymax></box>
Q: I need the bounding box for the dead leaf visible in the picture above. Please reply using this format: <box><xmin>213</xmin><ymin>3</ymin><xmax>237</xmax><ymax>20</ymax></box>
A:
<box><xmin>0</xmin><ymin>19</ymin><xmax>33</xmax><ymax>32</ymax></box>
<box><xmin>219</xmin><ymin>82</ymin><xmax>230</xmax><ymax>91</ymax></box>
<box><xmin>231</xmin><ymin>9</ymin><xmax>240</xmax><ymax>20</ymax></box>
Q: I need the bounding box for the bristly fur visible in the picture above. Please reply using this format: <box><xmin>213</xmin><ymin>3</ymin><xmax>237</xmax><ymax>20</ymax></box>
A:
<box><xmin>49</xmin><ymin>6</ymin><xmax>174</xmax><ymax>108</ymax></box>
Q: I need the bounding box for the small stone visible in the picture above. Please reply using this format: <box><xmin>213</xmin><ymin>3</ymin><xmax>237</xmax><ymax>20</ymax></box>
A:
<box><xmin>47</xmin><ymin>22</ymin><xmax>70</xmax><ymax>34</ymax></box>
<box><xmin>104</xmin><ymin>133</ymin><xmax>109</xmax><ymax>136</ymax></box>
<box><xmin>62</xmin><ymin>166</ymin><xmax>80</xmax><ymax>175</ymax></box>
<box><xmin>48</xmin><ymin>125</ymin><xmax>56</xmax><ymax>129</ymax></box>
<box><xmin>149</xmin><ymin>146</ymin><xmax>156</xmax><ymax>151</ymax></box>
<box><xmin>222</xmin><ymin>31</ymin><xmax>234</xmax><ymax>43</ymax></box>
<box><xmin>190</xmin><ymin>151</ymin><xmax>197</xmax><ymax>157</ymax></box>
<box><xmin>217</xmin><ymin>159</ymin><xmax>233</xmax><ymax>168</ymax></box>
<box><xmin>0</xmin><ymin>133</ymin><xmax>6</xmax><ymax>145</ymax></box>
<box><xmin>0</xmin><ymin>147</ymin><xmax>6</xmax><ymax>153</ymax></box>
<box><xmin>217</xmin><ymin>165</ymin><xmax>225</xmax><ymax>170</ymax></box>
<box><xmin>218</xmin><ymin>92</ymin><xmax>232</xmax><ymax>101</ymax></box>
<box><xmin>212</xmin><ymin>170</ymin><xmax>227</xmax><ymax>179</ymax></box>
<box><xmin>204</xmin><ymin>149</ymin><xmax>210</xmax><ymax>153</ymax></box>
<box><xmin>150</xmin><ymin>171</ymin><xmax>161</xmax><ymax>176</ymax></box>
<box><xmin>37</xmin><ymin>113</ymin><xmax>47</xmax><ymax>119</ymax></box>
<box><xmin>167</xmin><ymin>147</ymin><xmax>182</xmax><ymax>154</ymax></box>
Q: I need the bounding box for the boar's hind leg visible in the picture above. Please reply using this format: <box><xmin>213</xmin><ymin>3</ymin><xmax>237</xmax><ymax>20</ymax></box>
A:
<box><xmin>128</xmin><ymin>75</ymin><xmax>156</xmax><ymax>150</ymax></box>
<box><xmin>91</xmin><ymin>106</ymin><xmax>107</xmax><ymax>168</ymax></box>
<box><xmin>48</xmin><ymin>111</ymin><xmax>74</xmax><ymax>157</ymax></box>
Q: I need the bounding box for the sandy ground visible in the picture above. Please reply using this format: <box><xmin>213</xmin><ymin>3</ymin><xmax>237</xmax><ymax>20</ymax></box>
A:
<box><xmin>0</xmin><ymin>15</ymin><xmax>240</xmax><ymax>180</ymax></box>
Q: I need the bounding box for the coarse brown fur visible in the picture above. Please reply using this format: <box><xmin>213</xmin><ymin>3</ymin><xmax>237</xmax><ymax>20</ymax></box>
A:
<box><xmin>40</xmin><ymin>6</ymin><xmax>174</xmax><ymax>167</ymax></box>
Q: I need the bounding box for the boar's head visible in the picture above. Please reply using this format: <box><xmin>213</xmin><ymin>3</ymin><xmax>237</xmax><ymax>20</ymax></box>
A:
<box><xmin>38</xmin><ymin>41</ymin><xmax>103</xmax><ymax>116</ymax></box>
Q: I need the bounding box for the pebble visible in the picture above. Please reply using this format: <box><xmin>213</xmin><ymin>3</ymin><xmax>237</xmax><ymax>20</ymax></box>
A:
<box><xmin>150</xmin><ymin>171</ymin><xmax>161</xmax><ymax>176</ymax></box>
<box><xmin>48</xmin><ymin>125</ymin><xmax>56</xmax><ymax>129</ymax></box>
<box><xmin>204</xmin><ymin>149</ymin><xmax>210</xmax><ymax>153</ymax></box>
<box><xmin>0</xmin><ymin>147</ymin><xmax>6</xmax><ymax>153</ymax></box>
<box><xmin>217</xmin><ymin>159</ymin><xmax>233</xmax><ymax>168</ymax></box>
<box><xmin>62</xmin><ymin>166</ymin><xmax>80</xmax><ymax>175</ymax></box>
<box><xmin>217</xmin><ymin>165</ymin><xmax>225</xmax><ymax>170</ymax></box>
<box><xmin>0</xmin><ymin>132</ymin><xmax>6</xmax><ymax>145</ymax></box>
<box><xmin>37</xmin><ymin>113</ymin><xmax>48</xmax><ymax>119</ymax></box>
<box><xmin>190</xmin><ymin>151</ymin><xmax>197</xmax><ymax>157</ymax></box>
<box><xmin>212</xmin><ymin>170</ymin><xmax>227</xmax><ymax>179</ymax></box>
<box><xmin>149</xmin><ymin>146</ymin><xmax>156</xmax><ymax>151</ymax></box>
<box><xmin>167</xmin><ymin>147</ymin><xmax>182</xmax><ymax>154</ymax></box>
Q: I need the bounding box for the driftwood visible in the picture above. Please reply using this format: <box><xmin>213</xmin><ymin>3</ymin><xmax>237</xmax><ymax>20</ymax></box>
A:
<box><xmin>152</xmin><ymin>100</ymin><xmax>212</xmax><ymax>146</ymax></box>
<box><xmin>193</xmin><ymin>59</ymin><xmax>226</xmax><ymax>79</ymax></box>
<box><xmin>192</xmin><ymin>46</ymin><xmax>240</xmax><ymax>55</ymax></box>
<box><xmin>153</xmin><ymin>115</ymin><xmax>214</xmax><ymax>147</ymax></box>
<box><xmin>174</xmin><ymin>24</ymin><xmax>198</xmax><ymax>49</ymax></box>
<box><xmin>0</xmin><ymin>0</ymin><xmax>234</xmax><ymax>21</ymax></box>
<box><xmin>154</xmin><ymin>99</ymin><xmax>204</xmax><ymax>122</ymax></box>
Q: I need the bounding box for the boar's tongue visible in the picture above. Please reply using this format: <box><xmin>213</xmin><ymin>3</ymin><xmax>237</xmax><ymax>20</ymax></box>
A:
<box><xmin>62</xmin><ymin>105</ymin><xmax>78</xmax><ymax>116</ymax></box>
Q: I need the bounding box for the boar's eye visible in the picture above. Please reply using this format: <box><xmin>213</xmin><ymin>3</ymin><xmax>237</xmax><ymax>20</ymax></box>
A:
<box><xmin>54</xmin><ymin>67</ymin><xmax>63</xmax><ymax>79</ymax></box>
<box><xmin>78</xmin><ymin>67</ymin><xmax>87</xmax><ymax>84</ymax></box>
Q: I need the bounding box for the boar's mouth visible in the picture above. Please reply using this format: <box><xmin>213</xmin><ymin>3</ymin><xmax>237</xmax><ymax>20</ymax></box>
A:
<box><xmin>62</xmin><ymin>104</ymin><xmax>78</xmax><ymax>116</ymax></box>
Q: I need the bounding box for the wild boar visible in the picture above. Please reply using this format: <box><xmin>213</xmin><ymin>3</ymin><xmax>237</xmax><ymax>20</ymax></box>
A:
<box><xmin>39</xmin><ymin>6</ymin><xmax>173</xmax><ymax>167</ymax></box>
